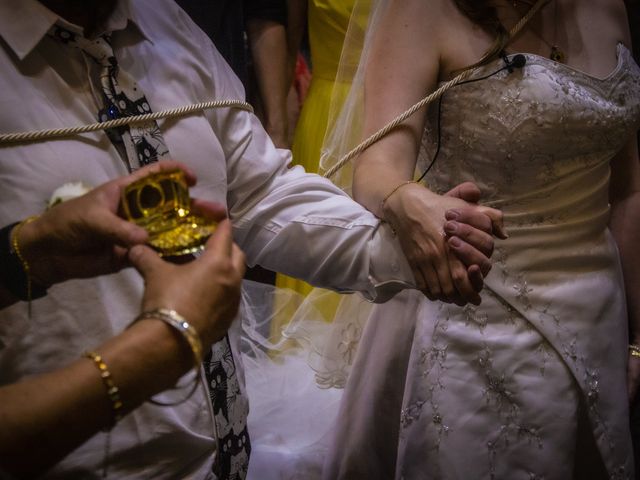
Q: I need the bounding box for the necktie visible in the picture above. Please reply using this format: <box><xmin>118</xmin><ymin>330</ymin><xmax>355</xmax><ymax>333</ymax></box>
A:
<box><xmin>49</xmin><ymin>24</ymin><xmax>169</xmax><ymax>171</ymax></box>
<box><xmin>204</xmin><ymin>337</ymin><xmax>251</xmax><ymax>480</ymax></box>
<box><xmin>48</xmin><ymin>24</ymin><xmax>251</xmax><ymax>478</ymax></box>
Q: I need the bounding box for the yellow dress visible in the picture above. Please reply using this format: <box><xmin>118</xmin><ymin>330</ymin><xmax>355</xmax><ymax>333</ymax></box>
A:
<box><xmin>273</xmin><ymin>0</ymin><xmax>357</xmax><ymax>333</ymax></box>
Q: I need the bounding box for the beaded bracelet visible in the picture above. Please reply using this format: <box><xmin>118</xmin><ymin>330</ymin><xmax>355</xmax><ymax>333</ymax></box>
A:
<box><xmin>629</xmin><ymin>344</ymin><xmax>640</xmax><ymax>358</ymax></box>
<box><xmin>0</xmin><ymin>218</ymin><xmax>47</xmax><ymax>314</ymax></box>
<box><xmin>84</xmin><ymin>351</ymin><xmax>124</xmax><ymax>428</ymax></box>
<box><xmin>11</xmin><ymin>216</ymin><xmax>39</xmax><ymax>315</ymax></box>
<box><xmin>134</xmin><ymin>308</ymin><xmax>204</xmax><ymax>406</ymax></box>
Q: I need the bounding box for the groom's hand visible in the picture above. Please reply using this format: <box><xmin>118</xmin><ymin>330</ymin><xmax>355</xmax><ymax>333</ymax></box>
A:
<box><xmin>443</xmin><ymin>182</ymin><xmax>506</xmax><ymax>299</ymax></box>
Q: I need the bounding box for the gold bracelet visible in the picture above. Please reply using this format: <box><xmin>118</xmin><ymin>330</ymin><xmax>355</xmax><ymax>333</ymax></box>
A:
<box><xmin>133</xmin><ymin>308</ymin><xmax>203</xmax><ymax>407</ymax></box>
<box><xmin>380</xmin><ymin>180</ymin><xmax>418</xmax><ymax>212</ymax></box>
<box><xmin>11</xmin><ymin>215</ymin><xmax>39</xmax><ymax>316</ymax></box>
<box><xmin>84</xmin><ymin>351</ymin><xmax>124</xmax><ymax>428</ymax></box>
<box><xmin>629</xmin><ymin>344</ymin><xmax>640</xmax><ymax>358</ymax></box>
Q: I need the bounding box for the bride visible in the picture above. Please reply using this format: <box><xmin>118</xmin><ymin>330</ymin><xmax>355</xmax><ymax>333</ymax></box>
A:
<box><xmin>316</xmin><ymin>0</ymin><xmax>640</xmax><ymax>478</ymax></box>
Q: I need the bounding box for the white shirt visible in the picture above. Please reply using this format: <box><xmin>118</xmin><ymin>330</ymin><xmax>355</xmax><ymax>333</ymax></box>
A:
<box><xmin>0</xmin><ymin>0</ymin><xmax>413</xmax><ymax>478</ymax></box>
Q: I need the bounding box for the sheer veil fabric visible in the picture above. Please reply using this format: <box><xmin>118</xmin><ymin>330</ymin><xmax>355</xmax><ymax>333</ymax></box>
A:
<box><xmin>319</xmin><ymin>0</ymin><xmax>382</xmax><ymax>193</ymax></box>
<box><xmin>242</xmin><ymin>282</ymin><xmax>371</xmax><ymax>479</ymax></box>
<box><xmin>245</xmin><ymin>1</ymin><xmax>640</xmax><ymax>478</ymax></box>
<box><xmin>244</xmin><ymin>4</ymin><xmax>383</xmax><ymax>476</ymax></box>
<box><xmin>318</xmin><ymin>2</ymin><xmax>640</xmax><ymax>479</ymax></box>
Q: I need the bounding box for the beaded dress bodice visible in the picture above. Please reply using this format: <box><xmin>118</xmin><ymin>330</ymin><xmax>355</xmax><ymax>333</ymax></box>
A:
<box><xmin>422</xmin><ymin>44</ymin><xmax>640</xmax><ymax>233</ymax></box>
<box><xmin>393</xmin><ymin>44</ymin><xmax>640</xmax><ymax>479</ymax></box>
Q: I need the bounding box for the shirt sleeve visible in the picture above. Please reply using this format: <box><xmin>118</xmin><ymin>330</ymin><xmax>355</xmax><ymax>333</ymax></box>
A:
<box><xmin>202</xmin><ymin>34</ymin><xmax>415</xmax><ymax>303</ymax></box>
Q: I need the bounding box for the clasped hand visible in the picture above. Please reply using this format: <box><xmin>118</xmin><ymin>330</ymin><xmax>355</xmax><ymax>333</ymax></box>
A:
<box><xmin>382</xmin><ymin>181</ymin><xmax>506</xmax><ymax>305</ymax></box>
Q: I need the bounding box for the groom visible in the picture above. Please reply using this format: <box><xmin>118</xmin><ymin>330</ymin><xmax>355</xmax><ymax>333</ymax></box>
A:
<box><xmin>0</xmin><ymin>1</ymin><xmax>502</xmax><ymax>478</ymax></box>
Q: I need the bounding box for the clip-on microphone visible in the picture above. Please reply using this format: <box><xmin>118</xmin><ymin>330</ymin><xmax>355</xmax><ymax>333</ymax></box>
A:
<box><xmin>502</xmin><ymin>53</ymin><xmax>527</xmax><ymax>73</ymax></box>
<box><xmin>415</xmin><ymin>52</ymin><xmax>528</xmax><ymax>183</ymax></box>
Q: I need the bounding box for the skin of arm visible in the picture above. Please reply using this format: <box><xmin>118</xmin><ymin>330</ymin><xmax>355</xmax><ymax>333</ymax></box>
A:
<box><xmin>352</xmin><ymin>0</ymin><xmax>504</xmax><ymax>305</ymax></box>
<box><xmin>247</xmin><ymin>17</ymin><xmax>291</xmax><ymax>148</ymax></box>
<box><xmin>609</xmin><ymin>137</ymin><xmax>640</xmax><ymax>403</ymax></box>
<box><xmin>0</xmin><ymin>161</ymin><xmax>246</xmax><ymax>477</ymax></box>
<box><xmin>604</xmin><ymin>1</ymin><xmax>640</xmax><ymax>404</ymax></box>
<box><xmin>0</xmin><ymin>319</ymin><xmax>196</xmax><ymax>478</ymax></box>
<box><xmin>285</xmin><ymin>0</ymin><xmax>308</xmax><ymax>82</ymax></box>
<box><xmin>0</xmin><ymin>219</ymin><xmax>245</xmax><ymax>478</ymax></box>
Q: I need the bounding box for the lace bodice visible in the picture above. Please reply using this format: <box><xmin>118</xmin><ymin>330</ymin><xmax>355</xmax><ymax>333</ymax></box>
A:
<box><xmin>421</xmin><ymin>44</ymin><xmax>640</xmax><ymax>230</ymax></box>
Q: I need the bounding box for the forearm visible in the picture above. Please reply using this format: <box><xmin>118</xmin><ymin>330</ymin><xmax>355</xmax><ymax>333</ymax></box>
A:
<box><xmin>0</xmin><ymin>318</ymin><xmax>193</xmax><ymax>478</ymax></box>
<box><xmin>352</xmin><ymin>140</ymin><xmax>423</xmax><ymax>218</ymax></box>
<box><xmin>610</xmin><ymin>191</ymin><xmax>640</xmax><ymax>344</ymax></box>
<box><xmin>232</xmin><ymin>163</ymin><xmax>413</xmax><ymax>297</ymax></box>
<box><xmin>286</xmin><ymin>0</ymin><xmax>307</xmax><ymax>81</ymax></box>
<box><xmin>0</xmin><ymin>222</ymin><xmax>47</xmax><ymax>310</ymax></box>
<box><xmin>351</xmin><ymin>0</ymin><xmax>441</xmax><ymax>216</ymax></box>
<box><xmin>217</xmin><ymin>93</ymin><xmax>415</xmax><ymax>299</ymax></box>
<box><xmin>247</xmin><ymin>19</ymin><xmax>290</xmax><ymax>148</ymax></box>
<box><xmin>609</xmin><ymin>134</ymin><xmax>640</xmax><ymax>344</ymax></box>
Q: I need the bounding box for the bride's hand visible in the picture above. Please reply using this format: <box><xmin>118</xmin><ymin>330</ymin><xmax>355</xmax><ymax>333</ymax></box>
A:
<box><xmin>383</xmin><ymin>182</ymin><xmax>503</xmax><ymax>305</ymax></box>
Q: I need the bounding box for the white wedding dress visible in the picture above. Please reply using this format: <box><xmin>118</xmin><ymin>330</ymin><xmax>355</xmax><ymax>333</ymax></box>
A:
<box><xmin>244</xmin><ymin>45</ymin><xmax>640</xmax><ymax>480</ymax></box>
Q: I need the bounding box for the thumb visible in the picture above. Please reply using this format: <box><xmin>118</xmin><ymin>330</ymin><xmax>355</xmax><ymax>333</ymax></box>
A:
<box><xmin>445</xmin><ymin>182</ymin><xmax>481</xmax><ymax>203</ymax></box>
<box><xmin>128</xmin><ymin>244</ymin><xmax>163</xmax><ymax>278</ymax></box>
<box><xmin>93</xmin><ymin>210</ymin><xmax>149</xmax><ymax>247</ymax></box>
<box><xmin>477</xmin><ymin>206</ymin><xmax>508</xmax><ymax>240</ymax></box>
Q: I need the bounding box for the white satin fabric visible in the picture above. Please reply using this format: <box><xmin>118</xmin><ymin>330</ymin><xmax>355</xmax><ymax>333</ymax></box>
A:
<box><xmin>319</xmin><ymin>45</ymin><xmax>640</xmax><ymax>479</ymax></box>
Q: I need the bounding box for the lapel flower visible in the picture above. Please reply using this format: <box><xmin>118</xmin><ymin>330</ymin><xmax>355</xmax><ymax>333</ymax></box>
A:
<box><xmin>48</xmin><ymin>182</ymin><xmax>93</xmax><ymax>209</ymax></box>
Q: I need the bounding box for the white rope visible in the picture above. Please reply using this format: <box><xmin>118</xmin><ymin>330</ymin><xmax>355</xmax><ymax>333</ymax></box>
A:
<box><xmin>323</xmin><ymin>0</ymin><xmax>549</xmax><ymax>179</ymax></box>
<box><xmin>0</xmin><ymin>99</ymin><xmax>253</xmax><ymax>145</ymax></box>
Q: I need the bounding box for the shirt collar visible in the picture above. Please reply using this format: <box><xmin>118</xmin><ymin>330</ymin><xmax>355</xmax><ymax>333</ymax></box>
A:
<box><xmin>0</xmin><ymin>0</ymin><xmax>152</xmax><ymax>61</ymax></box>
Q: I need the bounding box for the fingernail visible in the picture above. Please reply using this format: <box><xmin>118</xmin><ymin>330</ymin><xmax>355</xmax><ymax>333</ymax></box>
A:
<box><xmin>449</xmin><ymin>237</ymin><xmax>461</xmax><ymax>248</ymax></box>
<box><xmin>444</xmin><ymin>221</ymin><xmax>458</xmax><ymax>234</ymax></box>
<box><xmin>495</xmin><ymin>226</ymin><xmax>509</xmax><ymax>239</ymax></box>
<box><xmin>445</xmin><ymin>209</ymin><xmax>460</xmax><ymax>220</ymax></box>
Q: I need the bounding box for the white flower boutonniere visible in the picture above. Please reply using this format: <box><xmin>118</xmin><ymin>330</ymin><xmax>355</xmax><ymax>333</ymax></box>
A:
<box><xmin>48</xmin><ymin>182</ymin><xmax>93</xmax><ymax>209</ymax></box>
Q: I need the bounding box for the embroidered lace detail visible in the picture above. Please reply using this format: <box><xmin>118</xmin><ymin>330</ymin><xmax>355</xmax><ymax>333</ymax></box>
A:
<box><xmin>376</xmin><ymin>45</ymin><xmax>637</xmax><ymax>479</ymax></box>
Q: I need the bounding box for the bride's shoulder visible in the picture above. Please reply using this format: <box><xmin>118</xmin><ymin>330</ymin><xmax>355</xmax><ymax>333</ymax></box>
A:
<box><xmin>381</xmin><ymin>0</ymin><xmax>461</xmax><ymax>45</ymax></box>
<box><xmin>384</xmin><ymin>0</ymin><xmax>452</xmax><ymax>22</ymax></box>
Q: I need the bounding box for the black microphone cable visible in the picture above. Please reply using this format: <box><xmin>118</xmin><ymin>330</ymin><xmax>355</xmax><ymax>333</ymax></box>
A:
<box><xmin>415</xmin><ymin>53</ymin><xmax>527</xmax><ymax>183</ymax></box>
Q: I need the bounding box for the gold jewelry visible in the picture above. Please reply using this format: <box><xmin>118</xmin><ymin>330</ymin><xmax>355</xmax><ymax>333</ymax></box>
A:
<box><xmin>133</xmin><ymin>308</ymin><xmax>203</xmax><ymax>407</ymax></box>
<box><xmin>548</xmin><ymin>0</ymin><xmax>565</xmax><ymax>62</ymax></box>
<box><xmin>528</xmin><ymin>0</ymin><xmax>564</xmax><ymax>62</ymax></box>
<box><xmin>11</xmin><ymin>215</ymin><xmax>40</xmax><ymax>316</ymax></box>
<box><xmin>135</xmin><ymin>308</ymin><xmax>203</xmax><ymax>368</ymax></box>
<box><xmin>84</xmin><ymin>351</ymin><xmax>124</xmax><ymax>427</ymax></box>
<box><xmin>380</xmin><ymin>181</ymin><xmax>419</xmax><ymax>213</ymax></box>
<box><xmin>629</xmin><ymin>344</ymin><xmax>640</xmax><ymax>358</ymax></box>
